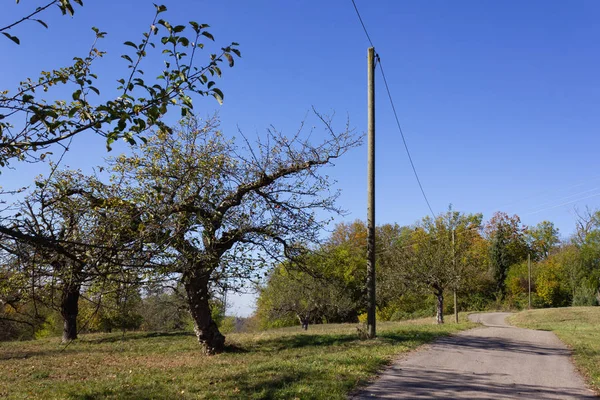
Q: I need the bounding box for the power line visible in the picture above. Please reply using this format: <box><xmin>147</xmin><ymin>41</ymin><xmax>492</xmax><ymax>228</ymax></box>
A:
<box><xmin>349</xmin><ymin>0</ymin><xmax>436</xmax><ymax>219</ymax></box>
<box><xmin>377</xmin><ymin>60</ymin><xmax>436</xmax><ymax>219</ymax></box>
<box><xmin>350</xmin><ymin>0</ymin><xmax>374</xmax><ymax>48</ymax></box>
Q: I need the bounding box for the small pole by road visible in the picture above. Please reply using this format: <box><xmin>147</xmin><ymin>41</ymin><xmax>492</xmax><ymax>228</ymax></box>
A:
<box><xmin>528</xmin><ymin>253</ymin><xmax>532</xmax><ymax>309</ymax></box>
<box><xmin>452</xmin><ymin>228</ymin><xmax>458</xmax><ymax>323</ymax></box>
<box><xmin>366</xmin><ymin>46</ymin><xmax>376</xmax><ymax>339</ymax></box>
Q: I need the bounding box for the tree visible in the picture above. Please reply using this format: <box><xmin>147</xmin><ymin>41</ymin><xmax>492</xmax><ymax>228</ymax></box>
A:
<box><xmin>526</xmin><ymin>221</ymin><xmax>560</xmax><ymax>261</ymax></box>
<box><xmin>395</xmin><ymin>211</ymin><xmax>482</xmax><ymax>324</ymax></box>
<box><xmin>572</xmin><ymin>208</ymin><xmax>600</xmax><ymax>296</ymax></box>
<box><xmin>485</xmin><ymin>212</ymin><xmax>528</xmax><ymax>297</ymax></box>
<box><xmin>257</xmin><ymin>264</ymin><xmax>346</xmax><ymax>330</ymax></box>
<box><xmin>1</xmin><ymin>170</ymin><xmax>144</xmax><ymax>342</ymax></box>
<box><xmin>0</xmin><ymin>2</ymin><xmax>239</xmax><ymax>169</ymax></box>
<box><xmin>0</xmin><ymin>3</ymin><xmax>241</xmax><ymax>327</ymax></box>
<box><xmin>110</xmin><ymin>113</ymin><xmax>360</xmax><ymax>354</ymax></box>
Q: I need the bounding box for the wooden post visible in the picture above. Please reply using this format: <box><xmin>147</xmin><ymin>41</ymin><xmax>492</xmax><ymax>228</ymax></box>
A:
<box><xmin>453</xmin><ymin>229</ymin><xmax>458</xmax><ymax>323</ymax></box>
<box><xmin>366</xmin><ymin>47</ymin><xmax>376</xmax><ymax>339</ymax></box>
<box><xmin>528</xmin><ymin>253</ymin><xmax>532</xmax><ymax>309</ymax></box>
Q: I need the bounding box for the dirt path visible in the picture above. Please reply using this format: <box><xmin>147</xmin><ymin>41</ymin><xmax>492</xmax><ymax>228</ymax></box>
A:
<box><xmin>354</xmin><ymin>312</ymin><xmax>597</xmax><ymax>399</ymax></box>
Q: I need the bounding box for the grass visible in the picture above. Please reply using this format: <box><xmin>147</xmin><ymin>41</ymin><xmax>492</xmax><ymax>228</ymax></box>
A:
<box><xmin>510</xmin><ymin>306</ymin><xmax>600</xmax><ymax>394</ymax></box>
<box><xmin>0</xmin><ymin>316</ymin><xmax>475</xmax><ymax>399</ymax></box>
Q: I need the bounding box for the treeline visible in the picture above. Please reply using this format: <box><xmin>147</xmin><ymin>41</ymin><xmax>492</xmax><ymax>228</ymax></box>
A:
<box><xmin>256</xmin><ymin>209</ymin><xmax>600</xmax><ymax>329</ymax></box>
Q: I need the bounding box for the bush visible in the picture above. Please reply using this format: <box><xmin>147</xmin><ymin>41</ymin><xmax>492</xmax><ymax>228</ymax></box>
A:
<box><xmin>573</xmin><ymin>285</ymin><xmax>599</xmax><ymax>306</ymax></box>
<box><xmin>536</xmin><ymin>258</ymin><xmax>571</xmax><ymax>307</ymax></box>
<box><xmin>218</xmin><ymin>316</ymin><xmax>238</xmax><ymax>334</ymax></box>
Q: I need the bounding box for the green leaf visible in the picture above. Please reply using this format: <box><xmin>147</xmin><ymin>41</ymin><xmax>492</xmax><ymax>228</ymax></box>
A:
<box><xmin>34</xmin><ymin>19</ymin><xmax>48</xmax><ymax>28</ymax></box>
<box><xmin>212</xmin><ymin>88</ymin><xmax>224</xmax><ymax>105</ymax></box>
<box><xmin>154</xmin><ymin>4</ymin><xmax>167</xmax><ymax>13</ymax></box>
<box><xmin>124</xmin><ymin>41</ymin><xmax>137</xmax><ymax>49</ymax></box>
<box><xmin>121</xmin><ymin>54</ymin><xmax>133</xmax><ymax>63</ymax></box>
<box><xmin>224</xmin><ymin>53</ymin><xmax>234</xmax><ymax>67</ymax></box>
<box><xmin>189</xmin><ymin>21</ymin><xmax>200</xmax><ymax>33</ymax></box>
<box><xmin>2</xmin><ymin>32</ymin><xmax>20</xmax><ymax>45</ymax></box>
<box><xmin>201</xmin><ymin>31</ymin><xmax>214</xmax><ymax>41</ymax></box>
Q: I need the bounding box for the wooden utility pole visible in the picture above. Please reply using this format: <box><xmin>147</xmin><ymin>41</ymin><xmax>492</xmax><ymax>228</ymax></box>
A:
<box><xmin>366</xmin><ymin>47</ymin><xmax>376</xmax><ymax>339</ymax></box>
<box><xmin>452</xmin><ymin>229</ymin><xmax>458</xmax><ymax>323</ymax></box>
<box><xmin>528</xmin><ymin>253</ymin><xmax>532</xmax><ymax>309</ymax></box>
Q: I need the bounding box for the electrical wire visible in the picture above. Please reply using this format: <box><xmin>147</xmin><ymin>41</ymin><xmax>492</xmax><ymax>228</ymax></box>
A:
<box><xmin>350</xmin><ymin>0</ymin><xmax>374</xmax><ymax>48</ymax></box>
<box><xmin>350</xmin><ymin>0</ymin><xmax>436</xmax><ymax>219</ymax></box>
<box><xmin>377</xmin><ymin>60</ymin><xmax>436</xmax><ymax>219</ymax></box>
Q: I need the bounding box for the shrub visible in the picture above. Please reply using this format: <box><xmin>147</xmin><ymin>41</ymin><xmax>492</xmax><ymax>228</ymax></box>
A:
<box><xmin>573</xmin><ymin>285</ymin><xmax>599</xmax><ymax>307</ymax></box>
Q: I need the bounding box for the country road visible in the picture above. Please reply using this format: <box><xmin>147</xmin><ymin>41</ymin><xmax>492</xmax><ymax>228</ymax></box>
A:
<box><xmin>354</xmin><ymin>312</ymin><xmax>597</xmax><ymax>399</ymax></box>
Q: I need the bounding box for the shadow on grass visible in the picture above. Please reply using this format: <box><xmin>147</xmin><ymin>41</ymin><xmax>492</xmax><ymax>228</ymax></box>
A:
<box><xmin>66</xmin><ymin>371</ymin><xmax>313</xmax><ymax>400</ymax></box>
<box><xmin>237</xmin><ymin>329</ymin><xmax>447</xmax><ymax>354</ymax></box>
<box><xmin>0</xmin><ymin>331</ymin><xmax>196</xmax><ymax>361</ymax></box>
<box><xmin>83</xmin><ymin>331</ymin><xmax>194</xmax><ymax>344</ymax></box>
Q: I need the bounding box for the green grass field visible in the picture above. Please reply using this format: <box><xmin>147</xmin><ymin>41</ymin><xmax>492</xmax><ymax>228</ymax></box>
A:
<box><xmin>510</xmin><ymin>307</ymin><xmax>600</xmax><ymax>394</ymax></box>
<box><xmin>0</xmin><ymin>317</ymin><xmax>474</xmax><ymax>399</ymax></box>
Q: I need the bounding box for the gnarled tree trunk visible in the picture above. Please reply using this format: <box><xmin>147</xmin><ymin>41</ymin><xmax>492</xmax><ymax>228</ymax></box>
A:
<box><xmin>184</xmin><ymin>272</ymin><xmax>225</xmax><ymax>355</ymax></box>
<box><xmin>60</xmin><ymin>283</ymin><xmax>81</xmax><ymax>343</ymax></box>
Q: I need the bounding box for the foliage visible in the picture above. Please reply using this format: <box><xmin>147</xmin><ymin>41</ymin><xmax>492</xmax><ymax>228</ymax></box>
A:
<box><xmin>526</xmin><ymin>221</ymin><xmax>560</xmax><ymax>261</ymax></box>
<box><xmin>137</xmin><ymin>286</ymin><xmax>191</xmax><ymax>332</ymax></box>
<box><xmin>535</xmin><ymin>257</ymin><xmax>571</xmax><ymax>307</ymax></box>
<box><xmin>486</xmin><ymin>212</ymin><xmax>529</xmax><ymax>296</ymax></box>
<box><xmin>391</xmin><ymin>210</ymin><xmax>484</xmax><ymax>324</ymax></box>
<box><xmin>572</xmin><ymin>285</ymin><xmax>599</xmax><ymax>307</ymax></box>
<box><xmin>1</xmin><ymin>169</ymin><xmax>147</xmax><ymax>341</ymax></box>
<box><xmin>257</xmin><ymin>261</ymin><xmax>357</xmax><ymax>330</ymax></box>
<box><xmin>0</xmin><ymin>2</ymin><xmax>239</xmax><ymax>169</ymax></box>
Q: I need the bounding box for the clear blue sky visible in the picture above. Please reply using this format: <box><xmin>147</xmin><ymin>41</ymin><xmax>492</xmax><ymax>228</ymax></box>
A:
<box><xmin>2</xmin><ymin>0</ymin><xmax>600</xmax><ymax>316</ymax></box>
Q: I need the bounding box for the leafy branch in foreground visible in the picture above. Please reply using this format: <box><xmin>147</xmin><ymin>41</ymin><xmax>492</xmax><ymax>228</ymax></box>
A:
<box><xmin>0</xmin><ymin>2</ymin><xmax>240</xmax><ymax>169</ymax></box>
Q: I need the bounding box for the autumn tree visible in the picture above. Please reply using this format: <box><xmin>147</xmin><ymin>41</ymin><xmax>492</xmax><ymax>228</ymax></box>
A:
<box><xmin>485</xmin><ymin>212</ymin><xmax>529</xmax><ymax>297</ymax></box>
<box><xmin>110</xmin><ymin>113</ymin><xmax>360</xmax><ymax>354</ymax></box>
<box><xmin>526</xmin><ymin>221</ymin><xmax>560</xmax><ymax>261</ymax></box>
<box><xmin>257</xmin><ymin>260</ymin><xmax>355</xmax><ymax>330</ymax></box>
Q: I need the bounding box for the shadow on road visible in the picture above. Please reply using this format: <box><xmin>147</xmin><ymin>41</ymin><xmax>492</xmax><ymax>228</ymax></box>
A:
<box><xmin>360</xmin><ymin>367</ymin><xmax>598</xmax><ymax>399</ymax></box>
<box><xmin>435</xmin><ymin>333</ymin><xmax>572</xmax><ymax>357</ymax></box>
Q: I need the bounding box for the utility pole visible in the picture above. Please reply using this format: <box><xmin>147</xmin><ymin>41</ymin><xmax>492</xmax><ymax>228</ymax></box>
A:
<box><xmin>452</xmin><ymin>228</ymin><xmax>458</xmax><ymax>324</ymax></box>
<box><xmin>366</xmin><ymin>46</ymin><xmax>376</xmax><ymax>339</ymax></box>
<box><xmin>528</xmin><ymin>253</ymin><xmax>532</xmax><ymax>309</ymax></box>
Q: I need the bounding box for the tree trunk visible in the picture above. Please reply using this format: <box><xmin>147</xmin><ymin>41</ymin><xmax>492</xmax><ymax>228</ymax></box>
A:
<box><xmin>435</xmin><ymin>291</ymin><xmax>444</xmax><ymax>324</ymax></box>
<box><xmin>60</xmin><ymin>283</ymin><xmax>80</xmax><ymax>343</ymax></box>
<box><xmin>184</xmin><ymin>272</ymin><xmax>225</xmax><ymax>355</ymax></box>
<box><xmin>297</xmin><ymin>314</ymin><xmax>309</xmax><ymax>330</ymax></box>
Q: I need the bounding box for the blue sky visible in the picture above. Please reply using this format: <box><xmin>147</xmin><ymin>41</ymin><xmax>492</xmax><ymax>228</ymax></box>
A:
<box><xmin>2</xmin><ymin>0</ymin><xmax>600</xmax><ymax>316</ymax></box>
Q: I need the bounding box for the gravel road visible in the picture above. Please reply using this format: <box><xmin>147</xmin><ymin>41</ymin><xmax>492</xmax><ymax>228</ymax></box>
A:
<box><xmin>354</xmin><ymin>312</ymin><xmax>597</xmax><ymax>399</ymax></box>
